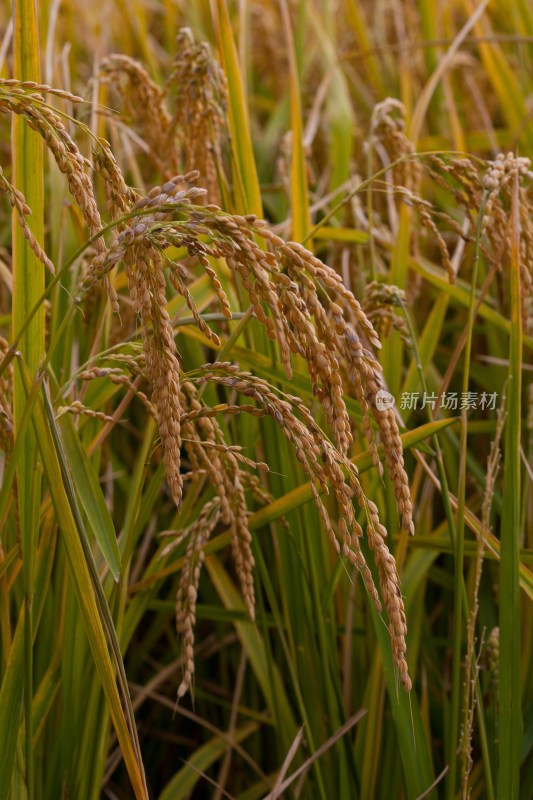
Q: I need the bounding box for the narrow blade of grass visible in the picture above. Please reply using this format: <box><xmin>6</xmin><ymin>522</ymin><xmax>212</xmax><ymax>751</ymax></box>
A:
<box><xmin>211</xmin><ymin>0</ymin><xmax>263</xmax><ymax>216</ymax></box>
<box><xmin>58</xmin><ymin>412</ymin><xmax>121</xmax><ymax>580</ymax></box>
<box><xmin>17</xmin><ymin>362</ymin><xmax>148</xmax><ymax>800</ymax></box>
<box><xmin>498</xmin><ymin>169</ymin><xmax>523</xmax><ymax>798</ymax></box>
<box><xmin>12</xmin><ymin>2</ymin><xmax>45</xmax><ymax>795</ymax></box>
<box><xmin>0</xmin><ymin>610</ymin><xmax>25</xmax><ymax>797</ymax></box>
<box><xmin>279</xmin><ymin>0</ymin><xmax>310</xmax><ymax>242</ymax></box>
<box><xmin>205</xmin><ymin>555</ymin><xmax>299</xmax><ymax>748</ymax></box>
<box><xmin>367</xmin><ymin>598</ymin><xmax>436</xmax><ymax>799</ymax></box>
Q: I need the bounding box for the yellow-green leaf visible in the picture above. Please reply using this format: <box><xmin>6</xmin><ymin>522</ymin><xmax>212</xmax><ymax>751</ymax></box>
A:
<box><xmin>58</xmin><ymin>412</ymin><xmax>121</xmax><ymax>580</ymax></box>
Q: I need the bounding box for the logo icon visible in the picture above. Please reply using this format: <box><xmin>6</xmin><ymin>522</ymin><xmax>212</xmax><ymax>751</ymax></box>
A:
<box><xmin>375</xmin><ymin>389</ymin><xmax>395</xmax><ymax>411</ymax></box>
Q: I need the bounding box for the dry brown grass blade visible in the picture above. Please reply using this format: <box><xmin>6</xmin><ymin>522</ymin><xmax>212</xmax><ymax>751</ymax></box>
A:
<box><xmin>262</xmin><ymin>710</ymin><xmax>367</xmax><ymax>800</ymax></box>
<box><xmin>269</xmin><ymin>726</ymin><xmax>304</xmax><ymax>800</ymax></box>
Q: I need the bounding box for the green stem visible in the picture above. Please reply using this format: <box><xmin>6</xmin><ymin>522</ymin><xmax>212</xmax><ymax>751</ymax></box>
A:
<box><xmin>498</xmin><ymin>171</ymin><xmax>523</xmax><ymax>798</ymax></box>
<box><xmin>447</xmin><ymin>194</ymin><xmax>488</xmax><ymax>799</ymax></box>
<box><xmin>12</xmin><ymin>1</ymin><xmax>44</xmax><ymax>797</ymax></box>
<box><xmin>401</xmin><ymin>294</ymin><xmax>496</xmax><ymax>799</ymax></box>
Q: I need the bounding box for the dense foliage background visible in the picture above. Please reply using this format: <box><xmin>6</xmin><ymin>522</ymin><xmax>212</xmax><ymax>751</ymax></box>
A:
<box><xmin>0</xmin><ymin>1</ymin><xmax>532</xmax><ymax>798</ymax></box>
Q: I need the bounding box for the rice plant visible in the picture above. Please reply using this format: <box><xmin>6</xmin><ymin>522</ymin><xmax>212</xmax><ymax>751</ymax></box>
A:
<box><xmin>0</xmin><ymin>1</ymin><xmax>532</xmax><ymax>798</ymax></box>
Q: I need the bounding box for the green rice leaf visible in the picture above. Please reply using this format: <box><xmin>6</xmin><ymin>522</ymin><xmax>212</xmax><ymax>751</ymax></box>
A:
<box><xmin>0</xmin><ymin>611</ymin><xmax>25</xmax><ymax>797</ymax></box>
<box><xmin>58</xmin><ymin>412</ymin><xmax>121</xmax><ymax>580</ymax></box>
<box><xmin>17</xmin><ymin>362</ymin><xmax>148</xmax><ymax>800</ymax></box>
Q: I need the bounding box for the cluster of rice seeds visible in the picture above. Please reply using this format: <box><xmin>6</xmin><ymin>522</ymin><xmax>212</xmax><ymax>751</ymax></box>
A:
<box><xmin>159</xmin><ymin>499</ymin><xmax>222</xmax><ymax>698</ymax></box>
<box><xmin>193</xmin><ymin>365</ymin><xmax>354</xmax><ymax>549</ymax></box>
<box><xmin>85</xmin><ymin>175</ymin><xmax>414</xmax><ymax>535</ymax></box>
<box><xmin>0</xmin><ymin>78</ymin><xmax>411</xmax><ymax>693</ymax></box>
<box><xmin>252</xmin><ymin>230</ymin><xmax>414</xmax><ymax>535</ymax></box>
<box><xmin>367</xmin><ymin>109</ymin><xmax>477</xmax><ymax>284</ymax></box>
<box><xmin>380</xmin><ymin>179</ymin><xmax>470</xmax><ymax>286</ymax></box>
<box><xmin>78</xmin><ymin>366</ymin><xmax>154</xmax><ymax>416</ymax></box>
<box><xmin>206</xmin><ymin>214</ymin><xmax>293</xmax><ymax>371</ymax></box>
<box><xmin>347</xmin><ymin>352</ymin><xmax>413</xmax><ymax>536</ymax></box>
<box><xmin>197</xmin><ymin>363</ymin><xmax>411</xmax><ymax>690</ymax></box>
<box><xmin>193</xmin><ymin>364</ymin><xmax>412</xmax><ymax>689</ymax></box>
<box><xmin>424</xmin><ymin>153</ymin><xmax>533</xmax><ymax>322</ymax></box>
<box><xmin>482</xmin><ymin>153</ymin><xmax>533</xmax><ymax>333</ymax></box>
<box><xmin>363</xmin><ymin>500</ymin><xmax>411</xmax><ymax>691</ymax></box>
<box><xmin>363</xmin><ymin>281</ymin><xmax>411</xmax><ymax>345</ymax></box>
<box><xmin>406</xmin><ymin>193</ymin><xmax>457</xmax><ymax>282</ymax></box>
<box><xmin>0</xmin><ymin>80</ymin><xmax>127</xmax><ymax>312</ymax></box>
<box><xmin>280</xmin><ymin>265</ymin><xmax>413</xmax><ymax>534</ymax></box>
<box><xmin>123</xmin><ymin>242</ymin><xmax>184</xmax><ymax>507</ymax></box>
<box><xmin>168</xmin><ymin>260</ymin><xmax>223</xmax><ymax>347</ymax></box>
<box><xmin>165</xmin><ymin>28</ymin><xmax>228</xmax><ymax>202</ymax></box>
<box><xmin>242</xmin><ymin>223</ymin><xmax>386</xmax><ymax>464</ymax></box>
<box><xmin>99</xmin><ymin>55</ymin><xmax>179</xmax><ymax>177</ymax></box>
<box><xmin>81</xmin><ymin>173</ymin><xmax>414</xmax><ymax>687</ymax></box>
<box><xmin>84</xmin><ymin>171</ymin><xmax>206</xmax><ymax>307</ymax></box>
<box><xmin>178</xmin><ymin>381</ymin><xmax>255</xmax><ymax>620</ymax></box>
<box><xmin>180</xmin><ymin>403</ymin><xmax>265</xmax><ymax>425</ymax></box>
<box><xmin>91</xmin><ymin>141</ymin><xmax>140</xmax><ymax>218</ymax></box>
<box><xmin>226</xmin><ymin>458</ymin><xmax>255</xmax><ymax>620</ymax></box>
<box><xmin>519</xmin><ymin>201</ymin><xmax>533</xmax><ymax>333</ymax></box>
<box><xmin>275</xmin><ymin>266</ymin><xmax>353</xmax><ymax>455</ymax></box>
<box><xmin>0</xmin><ymin>78</ymin><xmax>83</xmax><ymax>103</ymax></box>
<box><xmin>79</xmin><ymin>171</ymin><xmax>227</xmax><ymax>517</ymax></box>
<box><xmin>368</xmin><ymin>98</ymin><xmax>421</xmax><ymax>195</ymax></box>
<box><xmin>0</xmin><ymin>166</ymin><xmax>55</xmax><ymax>274</ymax></box>
<box><xmin>422</xmin><ymin>154</ymin><xmax>503</xmax><ymax>285</ymax></box>
<box><xmin>56</xmin><ymin>400</ymin><xmax>117</xmax><ymax>424</ymax></box>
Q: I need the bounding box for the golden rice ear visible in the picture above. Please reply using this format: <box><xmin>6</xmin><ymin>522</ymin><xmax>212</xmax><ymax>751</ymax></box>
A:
<box><xmin>191</xmin><ymin>363</ymin><xmax>411</xmax><ymax>690</ymax></box>
<box><xmin>78</xmin><ymin>168</ymin><xmax>415</xmax><ymax>695</ymax></box>
<box><xmin>0</xmin><ymin>81</ymin><xmax>133</xmax><ymax>310</ymax></box>
<box><xmin>124</xmin><ymin>244</ymin><xmax>184</xmax><ymax>509</ymax></box>
<box><xmin>171</xmin><ymin>499</ymin><xmax>221</xmax><ymax>699</ymax></box>
<box><xmin>92</xmin><ymin>141</ymin><xmax>141</xmax><ymax>217</ymax></box>
<box><xmin>166</xmin><ymin>28</ymin><xmax>229</xmax><ymax>203</ymax></box>
<box><xmin>99</xmin><ymin>54</ymin><xmax>178</xmax><ymax>177</ymax></box>
<box><xmin>369</xmin><ymin>98</ymin><xmax>421</xmax><ymax>195</ymax></box>
<box><xmin>481</xmin><ymin>152</ymin><xmax>533</xmax><ymax>334</ymax></box>
<box><xmin>363</xmin><ymin>281</ymin><xmax>411</xmax><ymax>345</ymax></box>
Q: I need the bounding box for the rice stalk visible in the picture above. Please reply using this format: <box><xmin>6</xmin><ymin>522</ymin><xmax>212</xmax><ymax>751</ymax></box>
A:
<box><xmin>497</xmin><ymin>164</ymin><xmax>523</xmax><ymax>800</ymax></box>
<box><xmin>460</xmin><ymin>399</ymin><xmax>504</xmax><ymax>799</ymax></box>
<box><xmin>11</xmin><ymin>2</ymin><xmax>45</xmax><ymax>796</ymax></box>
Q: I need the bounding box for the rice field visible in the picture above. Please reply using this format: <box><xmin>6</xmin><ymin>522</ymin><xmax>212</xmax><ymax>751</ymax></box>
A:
<box><xmin>0</xmin><ymin>1</ymin><xmax>532</xmax><ymax>798</ymax></box>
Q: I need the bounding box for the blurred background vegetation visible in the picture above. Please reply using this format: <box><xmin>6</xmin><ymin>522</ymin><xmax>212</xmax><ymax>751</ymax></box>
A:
<box><xmin>1</xmin><ymin>1</ymin><xmax>533</xmax><ymax>798</ymax></box>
